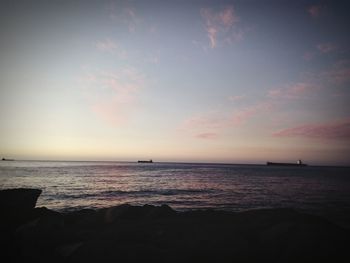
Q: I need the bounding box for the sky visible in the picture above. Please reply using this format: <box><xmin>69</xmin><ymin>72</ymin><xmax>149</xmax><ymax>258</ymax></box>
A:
<box><xmin>1</xmin><ymin>0</ymin><xmax>350</xmax><ymax>165</ymax></box>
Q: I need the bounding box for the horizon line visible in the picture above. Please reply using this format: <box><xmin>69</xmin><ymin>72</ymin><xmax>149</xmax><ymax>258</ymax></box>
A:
<box><xmin>2</xmin><ymin>158</ymin><xmax>350</xmax><ymax>168</ymax></box>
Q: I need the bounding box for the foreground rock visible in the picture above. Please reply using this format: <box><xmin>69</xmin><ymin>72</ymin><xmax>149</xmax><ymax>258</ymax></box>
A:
<box><xmin>1</xmin><ymin>188</ymin><xmax>349</xmax><ymax>262</ymax></box>
<box><xmin>0</xmin><ymin>188</ymin><xmax>42</xmax><ymax>212</ymax></box>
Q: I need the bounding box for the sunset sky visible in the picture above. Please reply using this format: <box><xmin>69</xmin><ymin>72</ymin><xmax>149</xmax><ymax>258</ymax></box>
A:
<box><xmin>1</xmin><ymin>0</ymin><xmax>349</xmax><ymax>165</ymax></box>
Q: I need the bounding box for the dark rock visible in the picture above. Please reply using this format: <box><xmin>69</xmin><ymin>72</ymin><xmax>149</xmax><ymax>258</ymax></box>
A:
<box><xmin>100</xmin><ymin>204</ymin><xmax>177</xmax><ymax>224</ymax></box>
<box><xmin>66</xmin><ymin>240</ymin><xmax>168</xmax><ymax>263</ymax></box>
<box><xmin>0</xmin><ymin>188</ymin><xmax>42</xmax><ymax>212</ymax></box>
<box><xmin>0</xmin><ymin>189</ymin><xmax>42</xmax><ymax>263</ymax></box>
<box><xmin>55</xmin><ymin>241</ymin><xmax>84</xmax><ymax>259</ymax></box>
<box><xmin>144</xmin><ymin>204</ymin><xmax>176</xmax><ymax>219</ymax></box>
<box><xmin>14</xmin><ymin>211</ymin><xmax>66</xmax><ymax>263</ymax></box>
<box><xmin>63</xmin><ymin>209</ymin><xmax>97</xmax><ymax>226</ymax></box>
<box><xmin>1</xmin><ymin>201</ymin><xmax>349</xmax><ymax>263</ymax></box>
<box><xmin>0</xmin><ymin>189</ymin><xmax>45</xmax><ymax>231</ymax></box>
<box><xmin>102</xmin><ymin>204</ymin><xmax>138</xmax><ymax>223</ymax></box>
<box><xmin>243</xmin><ymin>209</ymin><xmax>350</xmax><ymax>262</ymax></box>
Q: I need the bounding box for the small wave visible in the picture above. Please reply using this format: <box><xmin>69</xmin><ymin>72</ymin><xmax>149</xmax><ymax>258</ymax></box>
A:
<box><xmin>50</xmin><ymin>188</ymin><xmax>217</xmax><ymax>200</ymax></box>
<box><xmin>53</xmin><ymin>193</ymin><xmax>96</xmax><ymax>199</ymax></box>
<box><xmin>101</xmin><ymin>188</ymin><xmax>216</xmax><ymax>197</ymax></box>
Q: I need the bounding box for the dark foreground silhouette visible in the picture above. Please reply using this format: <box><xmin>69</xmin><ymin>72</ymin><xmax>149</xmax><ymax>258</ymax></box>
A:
<box><xmin>0</xmin><ymin>188</ymin><xmax>349</xmax><ymax>263</ymax></box>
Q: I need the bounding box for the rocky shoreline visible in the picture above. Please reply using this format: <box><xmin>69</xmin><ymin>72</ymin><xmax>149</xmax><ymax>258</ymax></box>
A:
<box><xmin>1</xmin><ymin>188</ymin><xmax>349</xmax><ymax>262</ymax></box>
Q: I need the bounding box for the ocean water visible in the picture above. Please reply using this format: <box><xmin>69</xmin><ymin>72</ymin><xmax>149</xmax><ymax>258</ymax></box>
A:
<box><xmin>1</xmin><ymin>161</ymin><xmax>350</xmax><ymax>225</ymax></box>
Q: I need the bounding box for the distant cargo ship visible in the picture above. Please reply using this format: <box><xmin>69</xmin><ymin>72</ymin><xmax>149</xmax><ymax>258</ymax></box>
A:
<box><xmin>138</xmin><ymin>159</ymin><xmax>153</xmax><ymax>163</ymax></box>
<box><xmin>2</xmin><ymin>158</ymin><xmax>14</xmax><ymax>161</ymax></box>
<box><xmin>266</xmin><ymin>160</ymin><xmax>307</xmax><ymax>167</ymax></box>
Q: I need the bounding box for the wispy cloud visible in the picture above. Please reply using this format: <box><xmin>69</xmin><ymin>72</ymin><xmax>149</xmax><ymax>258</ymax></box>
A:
<box><xmin>180</xmin><ymin>113</ymin><xmax>225</xmax><ymax>139</ymax></box>
<box><xmin>124</xmin><ymin>7</ymin><xmax>138</xmax><ymax>32</ymax></box>
<box><xmin>195</xmin><ymin>132</ymin><xmax>218</xmax><ymax>139</ymax></box>
<box><xmin>308</xmin><ymin>5</ymin><xmax>325</xmax><ymax>18</ymax></box>
<box><xmin>182</xmin><ymin>114</ymin><xmax>227</xmax><ymax>131</ymax></box>
<box><xmin>96</xmin><ymin>38</ymin><xmax>118</xmax><ymax>53</ymax></box>
<box><xmin>321</xmin><ymin>60</ymin><xmax>350</xmax><ymax>84</ymax></box>
<box><xmin>181</xmin><ymin>102</ymin><xmax>272</xmax><ymax>139</ymax></box>
<box><xmin>109</xmin><ymin>2</ymin><xmax>140</xmax><ymax>33</ymax></box>
<box><xmin>269</xmin><ymin>60</ymin><xmax>350</xmax><ymax>103</ymax></box>
<box><xmin>95</xmin><ymin>38</ymin><xmax>128</xmax><ymax>59</ymax></box>
<box><xmin>230</xmin><ymin>102</ymin><xmax>273</xmax><ymax>126</ymax></box>
<box><xmin>317</xmin><ymin>42</ymin><xmax>337</xmax><ymax>53</ymax></box>
<box><xmin>268</xmin><ymin>82</ymin><xmax>317</xmax><ymax>99</ymax></box>
<box><xmin>273</xmin><ymin>118</ymin><xmax>350</xmax><ymax>140</ymax></box>
<box><xmin>81</xmin><ymin>67</ymin><xmax>145</xmax><ymax>126</ymax></box>
<box><xmin>303</xmin><ymin>51</ymin><xmax>314</xmax><ymax>61</ymax></box>
<box><xmin>200</xmin><ymin>6</ymin><xmax>240</xmax><ymax>48</ymax></box>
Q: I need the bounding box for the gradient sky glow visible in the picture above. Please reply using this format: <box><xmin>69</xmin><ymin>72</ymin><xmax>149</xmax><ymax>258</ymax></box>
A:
<box><xmin>1</xmin><ymin>0</ymin><xmax>350</xmax><ymax>165</ymax></box>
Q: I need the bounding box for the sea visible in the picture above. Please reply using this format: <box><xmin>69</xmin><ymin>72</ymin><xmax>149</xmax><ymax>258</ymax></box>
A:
<box><xmin>1</xmin><ymin>160</ymin><xmax>350</xmax><ymax>227</ymax></box>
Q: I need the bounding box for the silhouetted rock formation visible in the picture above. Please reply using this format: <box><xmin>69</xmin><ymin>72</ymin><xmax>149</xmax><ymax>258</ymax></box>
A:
<box><xmin>0</xmin><ymin>188</ymin><xmax>42</xmax><ymax>212</ymax></box>
<box><xmin>0</xmin><ymin>188</ymin><xmax>349</xmax><ymax>263</ymax></box>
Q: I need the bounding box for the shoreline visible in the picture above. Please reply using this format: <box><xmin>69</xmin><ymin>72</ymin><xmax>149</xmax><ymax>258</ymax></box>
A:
<box><xmin>1</xmin><ymin>188</ymin><xmax>349</xmax><ymax>262</ymax></box>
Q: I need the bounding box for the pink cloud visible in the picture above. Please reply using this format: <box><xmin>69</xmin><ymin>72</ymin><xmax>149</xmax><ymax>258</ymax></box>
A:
<box><xmin>308</xmin><ymin>5</ymin><xmax>324</xmax><ymax>18</ymax></box>
<box><xmin>182</xmin><ymin>115</ymin><xmax>226</xmax><ymax>131</ymax></box>
<box><xmin>96</xmin><ymin>38</ymin><xmax>128</xmax><ymax>59</ymax></box>
<box><xmin>224</xmin><ymin>30</ymin><xmax>244</xmax><ymax>45</ymax></box>
<box><xmin>273</xmin><ymin>118</ymin><xmax>350</xmax><ymax>140</ymax></box>
<box><xmin>231</xmin><ymin>102</ymin><xmax>272</xmax><ymax>126</ymax></box>
<box><xmin>195</xmin><ymin>133</ymin><xmax>218</xmax><ymax>139</ymax></box>
<box><xmin>303</xmin><ymin>51</ymin><xmax>314</xmax><ymax>61</ymax></box>
<box><xmin>219</xmin><ymin>7</ymin><xmax>237</xmax><ymax>27</ymax></box>
<box><xmin>180</xmin><ymin>113</ymin><xmax>228</xmax><ymax>140</ymax></box>
<box><xmin>200</xmin><ymin>6</ymin><xmax>240</xmax><ymax>48</ymax></box>
<box><xmin>109</xmin><ymin>2</ymin><xmax>139</xmax><ymax>33</ymax></box>
<box><xmin>96</xmin><ymin>38</ymin><xmax>118</xmax><ymax>53</ymax></box>
<box><xmin>81</xmin><ymin>67</ymin><xmax>145</xmax><ymax>126</ymax></box>
<box><xmin>207</xmin><ymin>26</ymin><xmax>218</xmax><ymax>48</ymax></box>
<box><xmin>328</xmin><ymin>70</ymin><xmax>350</xmax><ymax>85</ymax></box>
<box><xmin>124</xmin><ymin>8</ymin><xmax>137</xmax><ymax>32</ymax></box>
<box><xmin>322</xmin><ymin>60</ymin><xmax>350</xmax><ymax>84</ymax></box>
<box><xmin>92</xmin><ymin>99</ymin><xmax>126</xmax><ymax>125</ymax></box>
<box><xmin>317</xmin><ymin>42</ymin><xmax>337</xmax><ymax>53</ymax></box>
<box><xmin>181</xmin><ymin>102</ymin><xmax>272</xmax><ymax>139</ymax></box>
<box><xmin>331</xmin><ymin>67</ymin><xmax>350</xmax><ymax>84</ymax></box>
<box><xmin>293</xmin><ymin>60</ymin><xmax>350</xmax><ymax>94</ymax></box>
<box><xmin>268</xmin><ymin>82</ymin><xmax>317</xmax><ymax>99</ymax></box>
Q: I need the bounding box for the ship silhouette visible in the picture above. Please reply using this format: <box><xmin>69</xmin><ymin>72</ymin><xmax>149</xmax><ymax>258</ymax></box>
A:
<box><xmin>138</xmin><ymin>159</ymin><xmax>153</xmax><ymax>163</ymax></box>
<box><xmin>266</xmin><ymin>160</ymin><xmax>307</xmax><ymax>167</ymax></box>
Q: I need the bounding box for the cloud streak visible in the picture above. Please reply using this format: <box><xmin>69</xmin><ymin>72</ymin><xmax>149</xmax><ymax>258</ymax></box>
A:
<box><xmin>109</xmin><ymin>2</ymin><xmax>140</xmax><ymax>33</ymax></box>
<box><xmin>230</xmin><ymin>102</ymin><xmax>273</xmax><ymax>126</ymax></box>
<box><xmin>273</xmin><ymin>118</ymin><xmax>350</xmax><ymax>140</ymax></box>
<box><xmin>81</xmin><ymin>67</ymin><xmax>145</xmax><ymax>126</ymax></box>
<box><xmin>181</xmin><ymin>102</ymin><xmax>273</xmax><ymax>139</ymax></box>
<box><xmin>200</xmin><ymin>6</ymin><xmax>239</xmax><ymax>48</ymax></box>
<box><xmin>96</xmin><ymin>38</ymin><xmax>118</xmax><ymax>53</ymax></box>
<box><xmin>321</xmin><ymin>60</ymin><xmax>350</xmax><ymax>85</ymax></box>
<box><xmin>95</xmin><ymin>38</ymin><xmax>128</xmax><ymax>59</ymax></box>
<box><xmin>317</xmin><ymin>42</ymin><xmax>337</xmax><ymax>53</ymax></box>
<box><xmin>308</xmin><ymin>5</ymin><xmax>325</xmax><ymax>18</ymax></box>
<box><xmin>195</xmin><ymin>133</ymin><xmax>218</xmax><ymax>139</ymax></box>
<box><xmin>268</xmin><ymin>82</ymin><xmax>317</xmax><ymax>99</ymax></box>
<box><xmin>182</xmin><ymin>114</ymin><xmax>227</xmax><ymax>131</ymax></box>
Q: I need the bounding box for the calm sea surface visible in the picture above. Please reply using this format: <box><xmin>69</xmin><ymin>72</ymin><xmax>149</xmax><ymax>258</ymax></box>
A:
<box><xmin>1</xmin><ymin>161</ymin><xmax>350</xmax><ymax>225</ymax></box>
